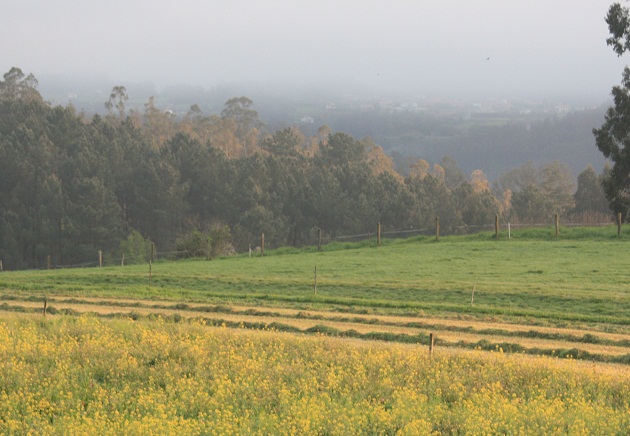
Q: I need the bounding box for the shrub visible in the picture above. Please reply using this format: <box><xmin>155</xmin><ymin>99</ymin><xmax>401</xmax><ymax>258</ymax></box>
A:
<box><xmin>117</xmin><ymin>230</ymin><xmax>153</xmax><ymax>264</ymax></box>
<box><xmin>175</xmin><ymin>229</ymin><xmax>211</xmax><ymax>259</ymax></box>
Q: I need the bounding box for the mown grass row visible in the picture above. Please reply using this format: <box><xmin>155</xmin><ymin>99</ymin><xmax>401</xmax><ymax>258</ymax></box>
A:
<box><xmin>3</xmin><ymin>301</ymin><xmax>629</xmax><ymax>366</ymax></box>
<box><xmin>3</xmin><ymin>295</ymin><xmax>630</xmax><ymax>348</ymax></box>
<box><xmin>2</xmin><ymin>281</ymin><xmax>630</xmax><ymax>328</ymax></box>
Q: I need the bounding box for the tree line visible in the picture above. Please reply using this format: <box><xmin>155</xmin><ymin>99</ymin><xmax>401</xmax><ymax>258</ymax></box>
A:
<box><xmin>0</xmin><ymin>67</ymin><xmax>613</xmax><ymax>270</ymax></box>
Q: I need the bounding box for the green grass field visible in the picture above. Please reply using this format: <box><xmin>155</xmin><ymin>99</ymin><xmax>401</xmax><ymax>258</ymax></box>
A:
<box><xmin>2</xmin><ymin>227</ymin><xmax>629</xmax><ymax>325</ymax></box>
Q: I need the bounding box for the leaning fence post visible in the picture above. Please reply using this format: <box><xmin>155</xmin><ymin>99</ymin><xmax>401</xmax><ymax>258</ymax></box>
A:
<box><xmin>43</xmin><ymin>297</ymin><xmax>47</xmax><ymax>317</ymax></box>
<box><xmin>429</xmin><ymin>333</ymin><xmax>434</xmax><ymax>356</ymax></box>
<box><xmin>618</xmin><ymin>212</ymin><xmax>622</xmax><ymax>236</ymax></box>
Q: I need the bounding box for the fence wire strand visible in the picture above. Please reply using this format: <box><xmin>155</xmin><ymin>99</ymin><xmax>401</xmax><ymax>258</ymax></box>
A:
<box><xmin>13</xmin><ymin>219</ymin><xmax>621</xmax><ymax>271</ymax></box>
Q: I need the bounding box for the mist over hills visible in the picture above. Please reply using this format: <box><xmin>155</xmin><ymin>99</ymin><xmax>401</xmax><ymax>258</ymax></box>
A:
<box><xmin>38</xmin><ymin>74</ymin><xmax>609</xmax><ymax>181</ymax></box>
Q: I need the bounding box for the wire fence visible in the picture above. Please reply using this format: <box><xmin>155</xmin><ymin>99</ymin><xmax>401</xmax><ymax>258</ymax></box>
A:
<box><xmin>322</xmin><ymin>222</ymin><xmax>616</xmax><ymax>245</ymax></box>
<box><xmin>30</xmin><ymin>248</ymin><xmax>206</xmax><ymax>270</ymax></box>
<box><xmin>319</xmin><ymin>216</ymin><xmax>621</xmax><ymax>246</ymax></box>
<box><xmin>4</xmin><ymin>214</ymin><xmax>623</xmax><ymax>272</ymax></box>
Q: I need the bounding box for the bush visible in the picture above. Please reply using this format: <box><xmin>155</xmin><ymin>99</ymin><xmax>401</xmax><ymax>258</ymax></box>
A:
<box><xmin>208</xmin><ymin>223</ymin><xmax>234</xmax><ymax>258</ymax></box>
<box><xmin>176</xmin><ymin>224</ymin><xmax>235</xmax><ymax>259</ymax></box>
<box><xmin>118</xmin><ymin>231</ymin><xmax>153</xmax><ymax>265</ymax></box>
<box><xmin>176</xmin><ymin>230</ymin><xmax>211</xmax><ymax>259</ymax></box>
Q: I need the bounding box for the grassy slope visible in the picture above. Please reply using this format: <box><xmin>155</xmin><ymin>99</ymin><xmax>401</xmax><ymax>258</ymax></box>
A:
<box><xmin>1</xmin><ymin>227</ymin><xmax>628</xmax><ymax>326</ymax></box>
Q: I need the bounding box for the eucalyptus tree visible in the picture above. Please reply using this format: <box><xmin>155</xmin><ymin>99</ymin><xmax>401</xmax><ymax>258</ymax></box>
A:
<box><xmin>0</xmin><ymin>67</ymin><xmax>42</xmax><ymax>102</ymax></box>
<box><xmin>593</xmin><ymin>2</ymin><xmax>630</xmax><ymax>219</ymax></box>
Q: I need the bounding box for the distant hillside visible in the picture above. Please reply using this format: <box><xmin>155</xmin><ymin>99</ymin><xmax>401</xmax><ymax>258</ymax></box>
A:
<box><xmin>303</xmin><ymin>106</ymin><xmax>608</xmax><ymax>180</ymax></box>
<box><xmin>404</xmin><ymin>109</ymin><xmax>606</xmax><ymax>180</ymax></box>
<box><xmin>38</xmin><ymin>75</ymin><xmax>609</xmax><ymax>180</ymax></box>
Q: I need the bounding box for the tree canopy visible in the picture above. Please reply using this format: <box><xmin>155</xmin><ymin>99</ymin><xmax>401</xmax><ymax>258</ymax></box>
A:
<box><xmin>0</xmin><ymin>67</ymin><xmax>611</xmax><ymax>270</ymax></box>
<box><xmin>593</xmin><ymin>2</ymin><xmax>630</xmax><ymax>219</ymax></box>
<box><xmin>0</xmin><ymin>67</ymin><xmax>42</xmax><ymax>102</ymax></box>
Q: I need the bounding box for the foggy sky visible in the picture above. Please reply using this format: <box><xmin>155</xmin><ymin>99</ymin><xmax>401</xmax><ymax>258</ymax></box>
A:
<box><xmin>1</xmin><ymin>0</ymin><xmax>627</xmax><ymax>103</ymax></box>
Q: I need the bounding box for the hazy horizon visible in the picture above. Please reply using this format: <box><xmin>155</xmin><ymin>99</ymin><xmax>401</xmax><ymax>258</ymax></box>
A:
<box><xmin>2</xmin><ymin>1</ymin><xmax>628</xmax><ymax>104</ymax></box>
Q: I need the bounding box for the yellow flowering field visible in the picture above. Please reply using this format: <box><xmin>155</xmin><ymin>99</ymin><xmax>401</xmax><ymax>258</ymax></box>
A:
<box><xmin>1</xmin><ymin>314</ymin><xmax>629</xmax><ymax>435</ymax></box>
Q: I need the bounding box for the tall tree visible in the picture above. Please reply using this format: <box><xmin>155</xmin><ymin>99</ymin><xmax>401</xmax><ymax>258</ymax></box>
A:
<box><xmin>0</xmin><ymin>67</ymin><xmax>42</xmax><ymax>102</ymax></box>
<box><xmin>470</xmin><ymin>169</ymin><xmax>490</xmax><ymax>193</ymax></box>
<box><xmin>105</xmin><ymin>86</ymin><xmax>128</xmax><ymax>117</ymax></box>
<box><xmin>439</xmin><ymin>156</ymin><xmax>466</xmax><ymax>189</ymax></box>
<box><xmin>453</xmin><ymin>182</ymin><xmax>499</xmax><ymax>228</ymax></box>
<box><xmin>593</xmin><ymin>3</ymin><xmax>630</xmax><ymax>219</ymax></box>
<box><xmin>143</xmin><ymin>96</ymin><xmax>175</xmax><ymax>149</ymax></box>
<box><xmin>408</xmin><ymin>159</ymin><xmax>431</xmax><ymax>180</ymax></box>
<box><xmin>317</xmin><ymin>132</ymin><xmax>367</xmax><ymax>169</ymax></box>
<box><xmin>260</xmin><ymin>127</ymin><xmax>304</xmax><ymax>156</ymax></box>
<box><xmin>363</xmin><ymin>137</ymin><xmax>402</xmax><ymax>181</ymax></box>
<box><xmin>511</xmin><ymin>184</ymin><xmax>551</xmax><ymax>224</ymax></box>
<box><xmin>538</xmin><ymin>161</ymin><xmax>575</xmax><ymax>215</ymax></box>
<box><xmin>501</xmin><ymin>161</ymin><xmax>574</xmax><ymax>222</ymax></box>
<box><xmin>572</xmin><ymin>165</ymin><xmax>610</xmax><ymax>218</ymax></box>
<box><xmin>221</xmin><ymin>97</ymin><xmax>264</xmax><ymax>155</ymax></box>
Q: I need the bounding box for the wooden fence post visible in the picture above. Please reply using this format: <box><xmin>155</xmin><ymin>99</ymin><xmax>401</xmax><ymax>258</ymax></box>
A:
<box><xmin>495</xmin><ymin>214</ymin><xmax>499</xmax><ymax>238</ymax></box>
<box><xmin>98</xmin><ymin>250</ymin><xmax>103</xmax><ymax>268</ymax></box>
<box><xmin>435</xmin><ymin>217</ymin><xmax>440</xmax><ymax>241</ymax></box>
<box><xmin>314</xmin><ymin>265</ymin><xmax>317</xmax><ymax>294</ymax></box>
<box><xmin>429</xmin><ymin>333</ymin><xmax>434</xmax><ymax>356</ymax></box>
<box><xmin>318</xmin><ymin>228</ymin><xmax>322</xmax><ymax>252</ymax></box>
<box><xmin>151</xmin><ymin>243</ymin><xmax>155</xmax><ymax>263</ymax></box>
<box><xmin>260</xmin><ymin>233</ymin><xmax>265</xmax><ymax>257</ymax></box>
<box><xmin>618</xmin><ymin>212</ymin><xmax>622</xmax><ymax>236</ymax></box>
<box><xmin>121</xmin><ymin>254</ymin><xmax>125</xmax><ymax>267</ymax></box>
<box><xmin>47</xmin><ymin>255</ymin><xmax>51</xmax><ymax>270</ymax></box>
<box><xmin>149</xmin><ymin>261</ymin><xmax>152</xmax><ymax>287</ymax></box>
<box><xmin>0</xmin><ymin>259</ymin><xmax>3</xmax><ymax>272</ymax></box>
<box><xmin>377</xmin><ymin>222</ymin><xmax>381</xmax><ymax>246</ymax></box>
<box><xmin>43</xmin><ymin>297</ymin><xmax>47</xmax><ymax>317</ymax></box>
<box><xmin>555</xmin><ymin>214</ymin><xmax>559</xmax><ymax>237</ymax></box>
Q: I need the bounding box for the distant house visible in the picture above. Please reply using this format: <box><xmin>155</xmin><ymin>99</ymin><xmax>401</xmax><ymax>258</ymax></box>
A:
<box><xmin>300</xmin><ymin>116</ymin><xmax>314</xmax><ymax>124</ymax></box>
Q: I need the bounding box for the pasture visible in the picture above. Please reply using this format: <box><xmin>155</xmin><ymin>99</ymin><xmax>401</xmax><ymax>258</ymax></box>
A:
<box><xmin>0</xmin><ymin>227</ymin><xmax>629</xmax><ymax>433</ymax></box>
